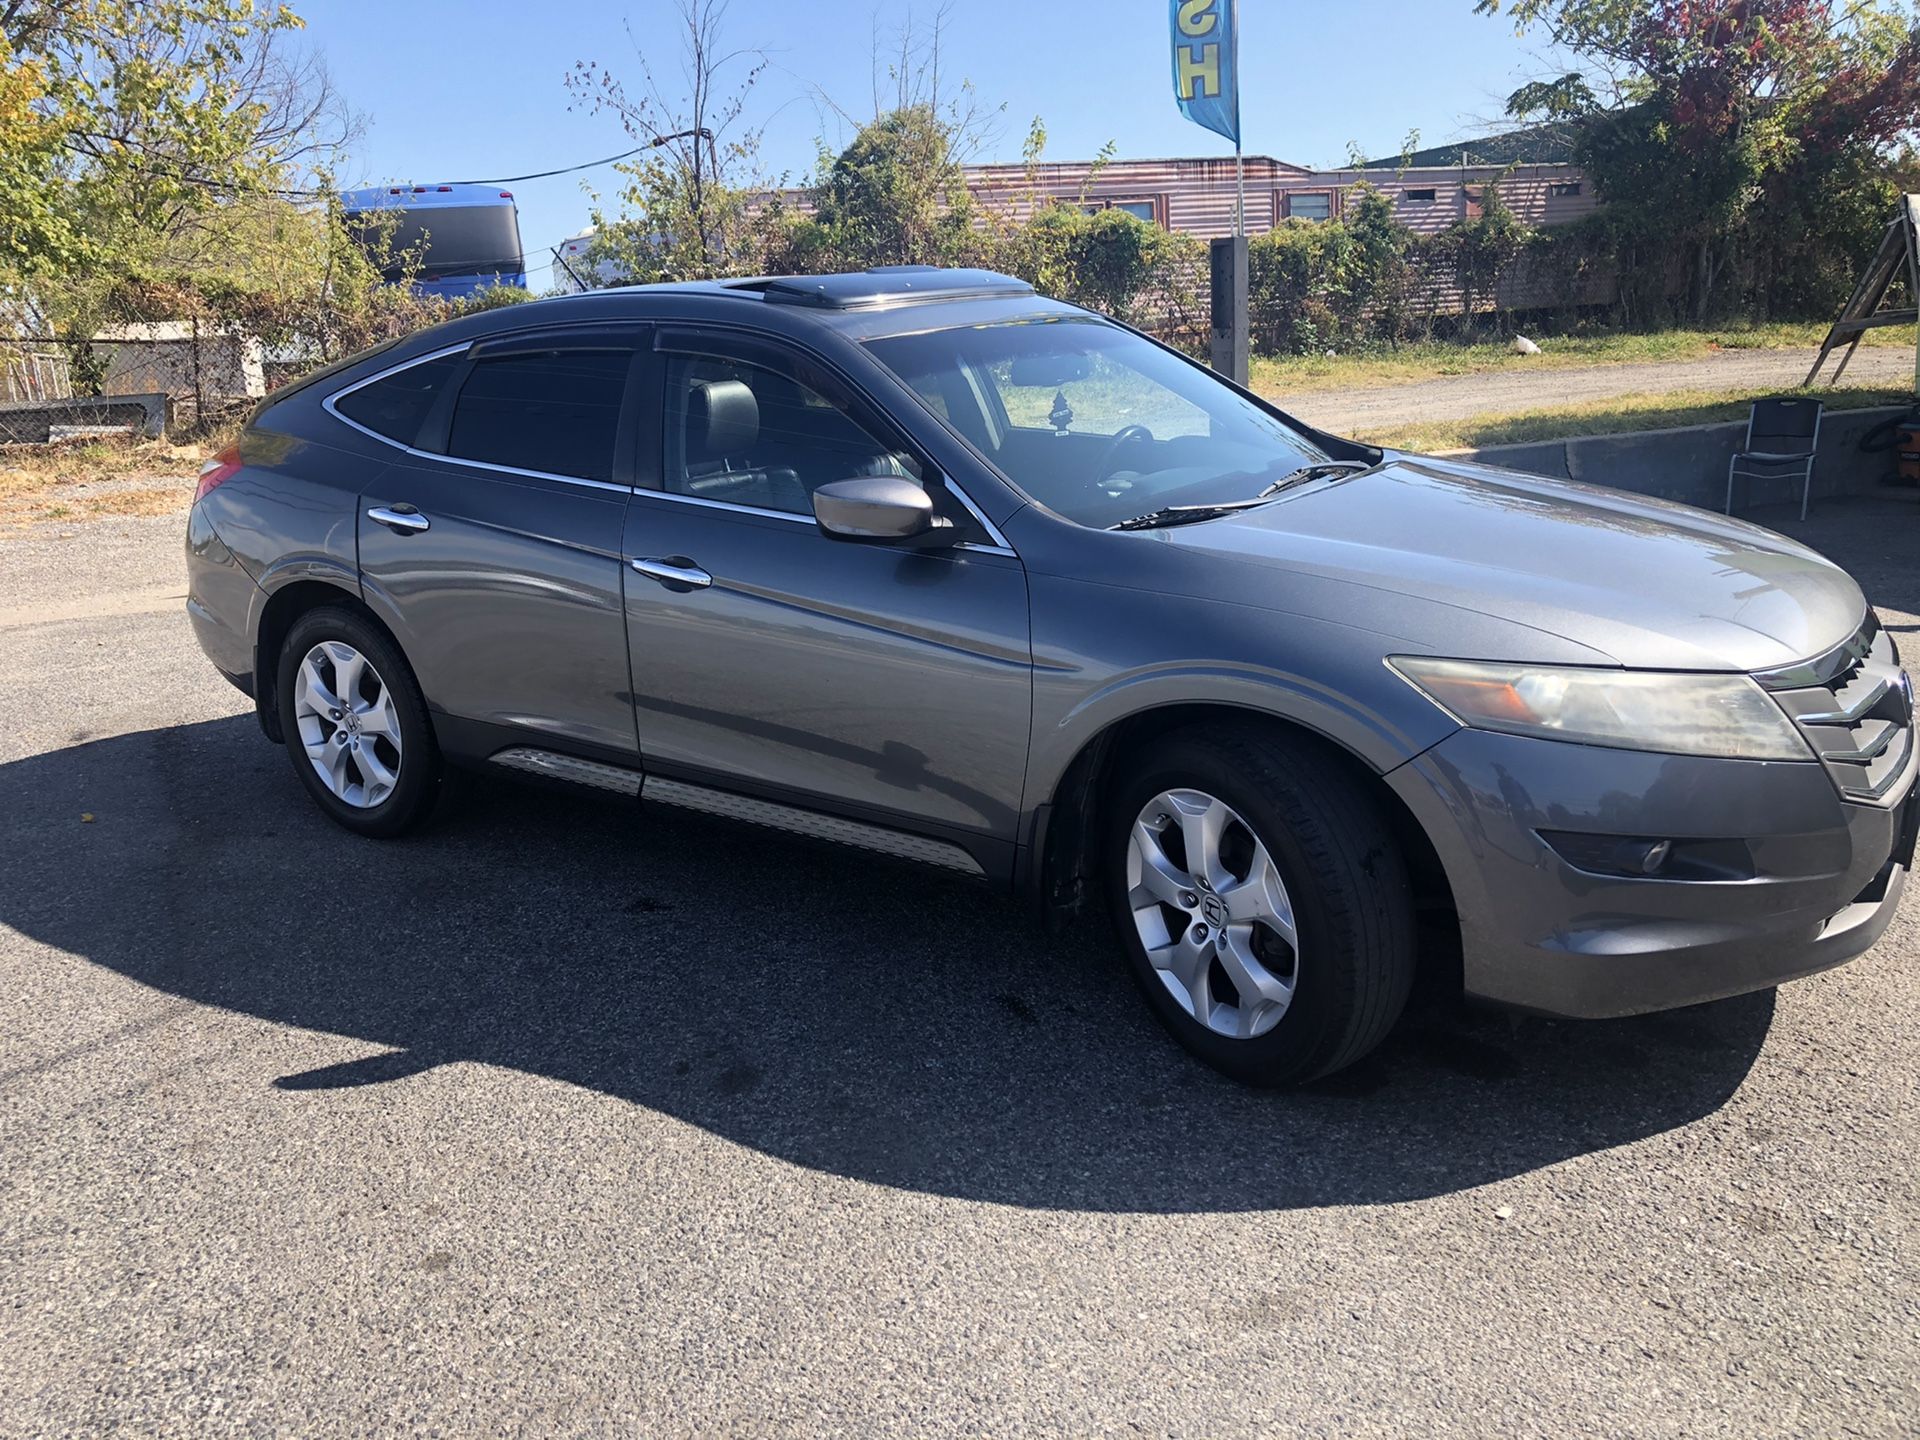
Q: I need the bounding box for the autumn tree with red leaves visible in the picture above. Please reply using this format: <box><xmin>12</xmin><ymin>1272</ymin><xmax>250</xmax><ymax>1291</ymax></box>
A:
<box><xmin>1481</xmin><ymin>0</ymin><xmax>1920</xmax><ymax>319</ymax></box>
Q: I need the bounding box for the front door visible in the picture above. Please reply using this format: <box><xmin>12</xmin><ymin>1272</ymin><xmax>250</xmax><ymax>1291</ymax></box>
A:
<box><xmin>619</xmin><ymin>337</ymin><xmax>1032</xmax><ymax>851</ymax></box>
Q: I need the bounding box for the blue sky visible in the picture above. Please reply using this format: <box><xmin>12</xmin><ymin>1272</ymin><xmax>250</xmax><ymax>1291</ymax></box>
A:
<box><xmin>297</xmin><ymin>0</ymin><xmax>1552</xmax><ymax>287</ymax></box>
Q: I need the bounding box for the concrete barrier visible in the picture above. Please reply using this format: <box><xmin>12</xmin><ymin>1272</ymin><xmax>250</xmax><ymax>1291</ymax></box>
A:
<box><xmin>0</xmin><ymin>392</ymin><xmax>169</xmax><ymax>445</ymax></box>
<box><xmin>1454</xmin><ymin>404</ymin><xmax>1915</xmax><ymax>511</ymax></box>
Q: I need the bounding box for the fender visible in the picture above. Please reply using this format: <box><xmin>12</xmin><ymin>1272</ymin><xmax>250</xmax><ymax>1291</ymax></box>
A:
<box><xmin>237</xmin><ymin>557</ymin><xmax>366</xmax><ymax>744</ymax></box>
<box><xmin>248</xmin><ymin>553</ymin><xmax>364</xmax><ymax>658</ymax></box>
<box><xmin>1048</xmin><ymin>660</ymin><xmax>1443</xmax><ymax>779</ymax></box>
<box><xmin>1021</xmin><ymin>639</ymin><xmax>1462</xmax><ymax>825</ymax></box>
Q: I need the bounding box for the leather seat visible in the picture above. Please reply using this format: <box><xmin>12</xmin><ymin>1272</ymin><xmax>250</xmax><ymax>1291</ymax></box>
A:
<box><xmin>679</xmin><ymin>379</ymin><xmax>807</xmax><ymax>514</ymax></box>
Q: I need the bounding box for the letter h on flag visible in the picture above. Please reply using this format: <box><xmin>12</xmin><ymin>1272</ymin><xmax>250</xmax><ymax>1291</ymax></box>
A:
<box><xmin>1170</xmin><ymin>0</ymin><xmax>1239</xmax><ymax>146</ymax></box>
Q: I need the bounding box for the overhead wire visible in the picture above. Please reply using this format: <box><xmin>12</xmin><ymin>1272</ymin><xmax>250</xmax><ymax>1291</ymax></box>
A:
<box><xmin>66</xmin><ymin>133</ymin><xmax>676</xmax><ymax>201</ymax></box>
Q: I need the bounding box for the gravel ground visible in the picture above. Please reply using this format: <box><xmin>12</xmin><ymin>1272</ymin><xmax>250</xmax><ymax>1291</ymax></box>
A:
<box><xmin>1</xmin><ymin>498</ymin><xmax>1917</xmax><ymax>1437</ymax></box>
<box><xmin>1277</xmin><ymin>344</ymin><xmax>1916</xmax><ymax>435</ymax></box>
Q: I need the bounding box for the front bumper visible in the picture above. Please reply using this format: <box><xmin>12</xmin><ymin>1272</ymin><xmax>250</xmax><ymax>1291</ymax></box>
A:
<box><xmin>1388</xmin><ymin>727</ymin><xmax>1916</xmax><ymax>1018</ymax></box>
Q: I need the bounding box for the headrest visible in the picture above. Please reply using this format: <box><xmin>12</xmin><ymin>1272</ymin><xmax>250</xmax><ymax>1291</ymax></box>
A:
<box><xmin>688</xmin><ymin>380</ymin><xmax>758</xmax><ymax>457</ymax></box>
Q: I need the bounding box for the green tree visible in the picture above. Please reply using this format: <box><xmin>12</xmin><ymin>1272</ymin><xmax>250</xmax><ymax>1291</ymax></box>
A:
<box><xmin>1436</xmin><ymin>181</ymin><xmax>1533</xmax><ymax>326</ymax></box>
<box><xmin>0</xmin><ymin>31</ymin><xmax>75</xmax><ymax>268</ymax></box>
<box><xmin>809</xmin><ymin>104</ymin><xmax>986</xmax><ymax>268</ymax></box>
<box><xmin>1340</xmin><ymin>185</ymin><xmax>1417</xmax><ymax>342</ymax></box>
<box><xmin>2</xmin><ymin>2</ymin><xmax>343</xmax><ymax>279</ymax></box>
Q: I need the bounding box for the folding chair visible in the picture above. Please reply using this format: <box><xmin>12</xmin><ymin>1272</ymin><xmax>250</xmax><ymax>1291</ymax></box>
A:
<box><xmin>1726</xmin><ymin>397</ymin><xmax>1823</xmax><ymax>520</ymax></box>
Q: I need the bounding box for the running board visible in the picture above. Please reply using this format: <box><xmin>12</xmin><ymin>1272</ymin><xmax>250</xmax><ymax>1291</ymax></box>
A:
<box><xmin>487</xmin><ymin>749</ymin><xmax>985</xmax><ymax>877</ymax></box>
<box><xmin>490</xmin><ymin>747</ymin><xmax>643</xmax><ymax>797</ymax></box>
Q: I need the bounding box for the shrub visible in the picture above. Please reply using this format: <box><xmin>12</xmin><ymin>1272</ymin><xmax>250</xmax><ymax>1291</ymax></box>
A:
<box><xmin>1249</xmin><ymin>220</ymin><xmax>1356</xmax><ymax>354</ymax></box>
<box><xmin>996</xmin><ymin>204</ymin><xmax>1205</xmax><ymax>340</ymax></box>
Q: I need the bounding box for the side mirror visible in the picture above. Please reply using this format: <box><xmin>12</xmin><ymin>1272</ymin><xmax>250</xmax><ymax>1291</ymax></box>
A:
<box><xmin>811</xmin><ymin>477</ymin><xmax>954</xmax><ymax>548</ymax></box>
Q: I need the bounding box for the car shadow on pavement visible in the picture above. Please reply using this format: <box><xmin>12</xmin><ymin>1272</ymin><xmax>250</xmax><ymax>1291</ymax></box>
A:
<box><xmin>1</xmin><ymin>717</ymin><xmax>1776</xmax><ymax>1214</ymax></box>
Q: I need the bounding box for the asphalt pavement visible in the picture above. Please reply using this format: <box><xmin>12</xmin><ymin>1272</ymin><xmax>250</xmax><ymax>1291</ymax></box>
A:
<box><xmin>1</xmin><ymin>500</ymin><xmax>1917</xmax><ymax>1437</ymax></box>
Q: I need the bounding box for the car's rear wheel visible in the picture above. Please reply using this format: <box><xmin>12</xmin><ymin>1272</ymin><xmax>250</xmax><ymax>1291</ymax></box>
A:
<box><xmin>277</xmin><ymin>606</ymin><xmax>442</xmax><ymax>837</ymax></box>
<box><xmin>1105</xmin><ymin>724</ymin><xmax>1416</xmax><ymax>1085</ymax></box>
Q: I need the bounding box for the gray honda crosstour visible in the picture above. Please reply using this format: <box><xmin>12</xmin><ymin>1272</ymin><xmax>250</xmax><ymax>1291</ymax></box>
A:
<box><xmin>185</xmin><ymin>266</ymin><xmax>1917</xmax><ymax>1085</ymax></box>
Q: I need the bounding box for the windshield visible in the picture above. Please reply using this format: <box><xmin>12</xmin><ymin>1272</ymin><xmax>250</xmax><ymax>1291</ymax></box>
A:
<box><xmin>864</xmin><ymin>317</ymin><xmax>1330</xmax><ymax>528</ymax></box>
<box><xmin>345</xmin><ymin>205</ymin><xmax>524</xmax><ymax>283</ymax></box>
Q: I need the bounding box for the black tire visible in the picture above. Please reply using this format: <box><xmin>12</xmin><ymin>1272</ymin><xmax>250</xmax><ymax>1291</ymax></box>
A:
<box><xmin>1103</xmin><ymin>723</ymin><xmax>1416</xmax><ymax>1085</ymax></box>
<box><xmin>277</xmin><ymin>605</ymin><xmax>444</xmax><ymax>838</ymax></box>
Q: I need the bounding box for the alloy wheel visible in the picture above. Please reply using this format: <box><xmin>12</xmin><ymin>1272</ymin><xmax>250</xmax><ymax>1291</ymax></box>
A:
<box><xmin>1126</xmin><ymin>788</ymin><xmax>1300</xmax><ymax>1039</ymax></box>
<box><xmin>292</xmin><ymin>641</ymin><xmax>404</xmax><ymax>809</ymax></box>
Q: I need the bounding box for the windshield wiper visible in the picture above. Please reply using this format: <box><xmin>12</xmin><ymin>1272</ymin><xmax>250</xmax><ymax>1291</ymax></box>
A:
<box><xmin>1252</xmin><ymin>460</ymin><xmax>1373</xmax><ymax>498</ymax></box>
<box><xmin>1111</xmin><ymin>460</ymin><xmax>1376</xmax><ymax>531</ymax></box>
<box><xmin>1110</xmin><ymin>499</ymin><xmax>1277</xmax><ymax>532</ymax></box>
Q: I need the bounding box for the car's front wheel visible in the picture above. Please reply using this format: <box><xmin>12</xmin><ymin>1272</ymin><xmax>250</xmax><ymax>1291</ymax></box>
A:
<box><xmin>1105</xmin><ymin>724</ymin><xmax>1417</xmax><ymax>1085</ymax></box>
<box><xmin>277</xmin><ymin>606</ymin><xmax>443</xmax><ymax>838</ymax></box>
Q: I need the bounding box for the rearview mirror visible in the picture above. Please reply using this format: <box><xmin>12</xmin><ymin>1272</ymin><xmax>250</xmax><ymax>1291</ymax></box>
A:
<box><xmin>1010</xmin><ymin>352</ymin><xmax>1092</xmax><ymax>387</ymax></box>
<box><xmin>812</xmin><ymin>477</ymin><xmax>954</xmax><ymax>548</ymax></box>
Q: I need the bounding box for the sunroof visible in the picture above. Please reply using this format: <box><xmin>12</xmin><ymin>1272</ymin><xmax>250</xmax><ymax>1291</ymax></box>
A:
<box><xmin>759</xmin><ymin>267</ymin><xmax>1036</xmax><ymax>310</ymax></box>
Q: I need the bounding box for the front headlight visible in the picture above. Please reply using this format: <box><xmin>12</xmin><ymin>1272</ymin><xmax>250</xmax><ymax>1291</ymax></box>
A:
<box><xmin>1387</xmin><ymin>657</ymin><xmax>1812</xmax><ymax>761</ymax></box>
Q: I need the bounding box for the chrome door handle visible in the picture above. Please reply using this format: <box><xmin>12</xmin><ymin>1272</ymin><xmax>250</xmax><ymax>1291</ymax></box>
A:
<box><xmin>631</xmin><ymin>557</ymin><xmax>713</xmax><ymax>591</ymax></box>
<box><xmin>367</xmin><ymin>505</ymin><xmax>430</xmax><ymax>534</ymax></box>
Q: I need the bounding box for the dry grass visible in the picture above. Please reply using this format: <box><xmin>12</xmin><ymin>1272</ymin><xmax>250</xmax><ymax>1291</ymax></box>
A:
<box><xmin>0</xmin><ymin>436</ymin><xmax>205</xmax><ymax>533</ymax></box>
<box><xmin>1366</xmin><ymin>385</ymin><xmax>1915</xmax><ymax>453</ymax></box>
<box><xmin>1252</xmin><ymin>323</ymin><xmax>1917</xmax><ymax>397</ymax></box>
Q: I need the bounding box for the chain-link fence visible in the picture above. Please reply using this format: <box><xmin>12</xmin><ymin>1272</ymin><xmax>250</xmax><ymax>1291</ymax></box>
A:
<box><xmin>0</xmin><ymin>321</ymin><xmax>270</xmax><ymax>445</ymax></box>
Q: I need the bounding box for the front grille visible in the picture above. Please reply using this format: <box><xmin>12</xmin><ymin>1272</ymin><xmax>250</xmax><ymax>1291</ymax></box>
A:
<box><xmin>1756</xmin><ymin>615</ymin><xmax>1914</xmax><ymax>803</ymax></box>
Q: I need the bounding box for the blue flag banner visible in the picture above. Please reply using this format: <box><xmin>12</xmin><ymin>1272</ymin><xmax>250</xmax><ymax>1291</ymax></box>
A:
<box><xmin>1170</xmin><ymin>0</ymin><xmax>1239</xmax><ymax>146</ymax></box>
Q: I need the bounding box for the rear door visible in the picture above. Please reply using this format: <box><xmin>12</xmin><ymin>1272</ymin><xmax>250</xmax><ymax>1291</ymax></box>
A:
<box><xmin>620</xmin><ymin>329</ymin><xmax>1033</xmax><ymax>856</ymax></box>
<box><xmin>346</xmin><ymin>327</ymin><xmax>646</xmax><ymax>760</ymax></box>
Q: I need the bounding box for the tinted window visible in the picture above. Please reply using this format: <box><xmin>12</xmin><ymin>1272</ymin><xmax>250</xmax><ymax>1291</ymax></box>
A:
<box><xmin>447</xmin><ymin>350</ymin><xmax>631</xmax><ymax>483</ymax></box>
<box><xmin>333</xmin><ymin>354</ymin><xmax>459</xmax><ymax>445</ymax></box>
<box><xmin>663</xmin><ymin>354</ymin><xmax>920</xmax><ymax>517</ymax></box>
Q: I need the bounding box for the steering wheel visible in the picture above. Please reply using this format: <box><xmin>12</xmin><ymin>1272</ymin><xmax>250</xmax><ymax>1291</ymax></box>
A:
<box><xmin>1093</xmin><ymin>424</ymin><xmax>1156</xmax><ymax>485</ymax></box>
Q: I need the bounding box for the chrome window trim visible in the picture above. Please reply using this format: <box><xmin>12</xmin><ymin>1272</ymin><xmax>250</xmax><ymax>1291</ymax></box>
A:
<box><xmin>943</xmin><ymin>478</ymin><xmax>1015</xmax><ymax>553</ymax></box>
<box><xmin>636</xmin><ymin>489</ymin><xmax>813</xmax><ymax>526</ymax></box>
<box><xmin>321</xmin><ymin>341</ymin><xmax>634</xmax><ymax>495</ymax></box>
<box><xmin>323</xmin><ymin>334</ymin><xmax>1018</xmax><ymax>549</ymax></box>
<box><xmin>630</xmin><ymin>486</ymin><xmax>1015</xmax><ymax>557</ymax></box>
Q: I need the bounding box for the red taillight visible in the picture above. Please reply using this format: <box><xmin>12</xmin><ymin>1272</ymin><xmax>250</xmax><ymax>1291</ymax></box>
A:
<box><xmin>499</xmin><ymin>190</ymin><xmax>513</xmax><ymax>199</ymax></box>
<box><xmin>195</xmin><ymin>446</ymin><xmax>242</xmax><ymax>503</ymax></box>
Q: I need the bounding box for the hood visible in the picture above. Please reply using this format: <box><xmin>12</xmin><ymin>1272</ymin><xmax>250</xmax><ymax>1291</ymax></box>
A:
<box><xmin>1168</xmin><ymin>456</ymin><xmax>1866</xmax><ymax>672</ymax></box>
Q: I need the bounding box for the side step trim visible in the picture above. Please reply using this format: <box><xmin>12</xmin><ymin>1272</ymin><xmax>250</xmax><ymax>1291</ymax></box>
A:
<box><xmin>642</xmin><ymin>776</ymin><xmax>986</xmax><ymax>877</ymax></box>
<box><xmin>486</xmin><ymin>748</ymin><xmax>986</xmax><ymax>877</ymax></box>
<box><xmin>490</xmin><ymin>747</ymin><xmax>643</xmax><ymax>797</ymax></box>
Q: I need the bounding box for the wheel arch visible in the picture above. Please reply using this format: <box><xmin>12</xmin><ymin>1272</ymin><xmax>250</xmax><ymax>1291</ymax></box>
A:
<box><xmin>1029</xmin><ymin>702</ymin><xmax>1457</xmax><ymax>974</ymax></box>
<box><xmin>252</xmin><ymin>579</ymin><xmax>400</xmax><ymax>743</ymax></box>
